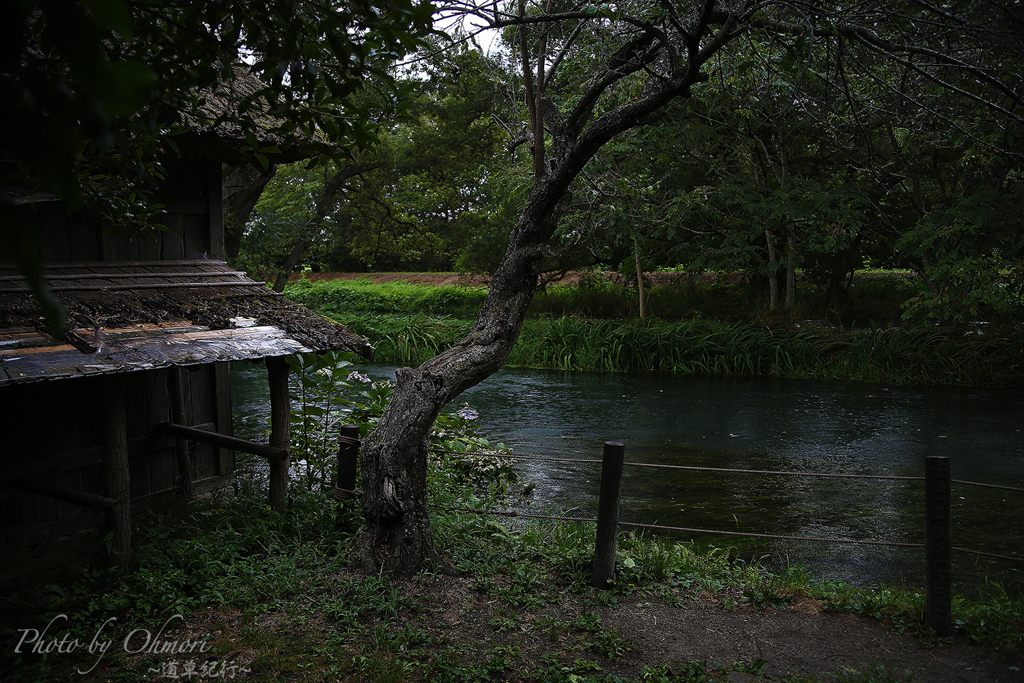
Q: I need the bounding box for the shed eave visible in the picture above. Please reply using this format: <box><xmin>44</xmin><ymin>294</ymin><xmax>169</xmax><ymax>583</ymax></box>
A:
<box><xmin>0</xmin><ymin>324</ymin><xmax>334</xmax><ymax>386</ymax></box>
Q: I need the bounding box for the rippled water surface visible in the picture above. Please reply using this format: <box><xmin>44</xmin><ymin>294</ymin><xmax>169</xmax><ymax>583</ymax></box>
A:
<box><xmin>232</xmin><ymin>362</ymin><xmax>1024</xmax><ymax>594</ymax></box>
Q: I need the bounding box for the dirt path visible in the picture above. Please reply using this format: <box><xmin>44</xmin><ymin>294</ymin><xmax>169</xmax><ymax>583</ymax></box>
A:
<box><xmin>381</xmin><ymin>573</ymin><xmax>1023</xmax><ymax>682</ymax></box>
<box><xmin>600</xmin><ymin>594</ymin><xmax>1021</xmax><ymax>682</ymax></box>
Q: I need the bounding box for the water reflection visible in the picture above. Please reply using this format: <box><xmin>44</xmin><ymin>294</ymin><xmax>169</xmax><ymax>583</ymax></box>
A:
<box><xmin>231</xmin><ymin>362</ymin><xmax>1024</xmax><ymax>595</ymax></box>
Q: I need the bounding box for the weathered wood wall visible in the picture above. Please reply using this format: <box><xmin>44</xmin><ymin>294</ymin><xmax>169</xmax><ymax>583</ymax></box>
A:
<box><xmin>0</xmin><ymin>364</ymin><xmax>234</xmax><ymax>584</ymax></box>
<box><xmin>8</xmin><ymin>158</ymin><xmax>223</xmax><ymax>264</ymax></box>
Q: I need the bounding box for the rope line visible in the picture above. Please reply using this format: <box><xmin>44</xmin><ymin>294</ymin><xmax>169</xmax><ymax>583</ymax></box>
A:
<box><xmin>435</xmin><ymin>506</ymin><xmax>1024</xmax><ymax>563</ymax></box>
<box><xmin>430</xmin><ymin>448</ymin><xmax>1024</xmax><ymax>490</ymax></box>
<box><xmin>432</xmin><ymin>449</ymin><xmax>601</xmax><ymax>466</ymax></box>
<box><xmin>618</xmin><ymin>520</ymin><xmax>925</xmax><ymax>548</ymax></box>
<box><xmin>333</xmin><ymin>486</ymin><xmax>361</xmax><ymax>501</ymax></box>
<box><xmin>434</xmin><ymin>506</ymin><xmax>595</xmax><ymax>525</ymax></box>
<box><xmin>953</xmin><ymin>548</ymin><xmax>1024</xmax><ymax>562</ymax></box>
<box><xmin>950</xmin><ymin>479</ymin><xmax>1024</xmax><ymax>493</ymax></box>
<box><xmin>623</xmin><ymin>462</ymin><xmax>920</xmax><ymax>482</ymax></box>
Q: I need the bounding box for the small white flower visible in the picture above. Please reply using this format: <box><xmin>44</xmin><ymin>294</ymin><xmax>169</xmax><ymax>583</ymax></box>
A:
<box><xmin>457</xmin><ymin>407</ymin><xmax>479</xmax><ymax>421</ymax></box>
<box><xmin>347</xmin><ymin>371</ymin><xmax>372</xmax><ymax>384</ymax></box>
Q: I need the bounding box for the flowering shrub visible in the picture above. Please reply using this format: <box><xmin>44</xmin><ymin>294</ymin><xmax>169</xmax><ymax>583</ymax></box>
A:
<box><xmin>285</xmin><ymin>352</ymin><xmax>515</xmax><ymax>494</ymax></box>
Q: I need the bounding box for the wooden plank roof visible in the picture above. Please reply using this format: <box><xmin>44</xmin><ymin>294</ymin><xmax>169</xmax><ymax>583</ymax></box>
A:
<box><xmin>0</xmin><ymin>261</ymin><xmax>374</xmax><ymax>386</ymax></box>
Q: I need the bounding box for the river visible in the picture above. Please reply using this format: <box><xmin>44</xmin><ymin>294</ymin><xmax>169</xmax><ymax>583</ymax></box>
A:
<box><xmin>231</xmin><ymin>361</ymin><xmax>1024</xmax><ymax>596</ymax></box>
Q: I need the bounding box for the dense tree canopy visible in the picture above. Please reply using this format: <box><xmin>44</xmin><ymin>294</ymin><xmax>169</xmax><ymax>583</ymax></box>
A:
<box><xmin>239</xmin><ymin>47</ymin><xmax>517</xmax><ymax>279</ymax></box>
<box><xmin>246</xmin><ymin>2</ymin><xmax>1023</xmax><ymax>324</ymax></box>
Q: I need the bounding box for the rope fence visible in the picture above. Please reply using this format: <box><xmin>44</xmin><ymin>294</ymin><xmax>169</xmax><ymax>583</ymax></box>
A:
<box><xmin>331</xmin><ymin>430</ymin><xmax>1021</xmax><ymax>636</ymax></box>
<box><xmin>430</xmin><ymin>448</ymin><xmax>1024</xmax><ymax>492</ymax></box>
<box><xmin>432</xmin><ymin>505</ymin><xmax>1022</xmax><ymax>563</ymax></box>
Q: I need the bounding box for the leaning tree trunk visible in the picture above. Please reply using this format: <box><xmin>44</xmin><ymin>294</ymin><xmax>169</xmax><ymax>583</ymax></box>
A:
<box><xmin>357</xmin><ymin>184</ymin><xmax>566</xmax><ymax>572</ymax></box>
<box><xmin>223</xmin><ymin>163</ymin><xmax>277</xmax><ymax>261</ymax></box>
<box><xmin>356</xmin><ymin>0</ymin><xmax>744</xmax><ymax>573</ymax></box>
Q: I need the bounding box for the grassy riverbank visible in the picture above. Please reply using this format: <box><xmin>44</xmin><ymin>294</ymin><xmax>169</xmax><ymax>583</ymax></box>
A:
<box><xmin>4</xmin><ymin>473</ymin><xmax>1022</xmax><ymax>682</ymax></box>
<box><xmin>284</xmin><ymin>270</ymin><xmax>926</xmax><ymax>327</ymax></box>
<box><xmin>287</xmin><ymin>275</ymin><xmax>1023</xmax><ymax>387</ymax></box>
<box><xmin>324</xmin><ymin>312</ymin><xmax>1024</xmax><ymax>387</ymax></box>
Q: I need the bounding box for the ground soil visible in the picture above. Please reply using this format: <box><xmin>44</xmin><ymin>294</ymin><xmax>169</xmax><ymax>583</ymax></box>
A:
<box><xmin>387</xmin><ymin>573</ymin><xmax>1021</xmax><ymax>682</ymax></box>
<box><xmin>144</xmin><ymin>571</ymin><xmax>1022</xmax><ymax>683</ymax></box>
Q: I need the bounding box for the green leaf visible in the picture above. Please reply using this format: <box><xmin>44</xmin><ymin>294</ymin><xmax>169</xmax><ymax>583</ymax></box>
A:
<box><xmin>81</xmin><ymin>0</ymin><xmax>134</xmax><ymax>39</ymax></box>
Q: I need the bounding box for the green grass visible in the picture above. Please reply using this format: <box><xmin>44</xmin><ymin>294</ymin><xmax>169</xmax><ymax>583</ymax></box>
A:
<box><xmin>286</xmin><ymin>277</ymin><xmax>488</xmax><ymax>317</ymax></box>
<box><xmin>3</xmin><ymin>484</ymin><xmax>1021</xmax><ymax>682</ymax></box>
<box><xmin>329</xmin><ymin>313</ymin><xmax>1024</xmax><ymax>387</ymax></box>
<box><xmin>284</xmin><ymin>270</ymin><xmax>932</xmax><ymax>325</ymax></box>
<box><xmin>288</xmin><ymin>272</ymin><xmax>1022</xmax><ymax>386</ymax></box>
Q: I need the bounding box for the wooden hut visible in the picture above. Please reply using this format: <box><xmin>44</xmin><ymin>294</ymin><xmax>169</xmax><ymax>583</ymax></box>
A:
<box><xmin>0</xmin><ymin>75</ymin><xmax>371</xmax><ymax>585</ymax></box>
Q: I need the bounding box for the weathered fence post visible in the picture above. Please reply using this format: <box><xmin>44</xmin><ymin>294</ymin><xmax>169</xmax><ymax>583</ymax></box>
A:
<box><xmin>335</xmin><ymin>424</ymin><xmax>360</xmax><ymax>524</ymax></box>
<box><xmin>593</xmin><ymin>441</ymin><xmax>625</xmax><ymax>589</ymax></box>
<box><xmin>925</xmin><ymin>455</ymin><xmax>952</xmax><ymax>636</ymax></box>
<box><xmin>99</xmin><ymin>376</ymin><xmax>131</xmax><ymax>571</ymax></box>
<box><xmin>267</xmin><ymin>356</ymin><xmax>291</xmax><ymax>511</ymax></box>
<box><xmin>168</xmin><ymin>367</ymin><xmax>194</xmax><ymax>498</ymax></box>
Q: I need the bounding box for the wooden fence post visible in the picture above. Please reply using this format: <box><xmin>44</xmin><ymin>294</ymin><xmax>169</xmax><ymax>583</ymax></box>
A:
<box><xmin>593</xmin><ymin>441</ymin><xmax>625</xmax><ymax>589</ymax></box>
<box><xmin>335</xmin><ymin>424</ymin><xmax>360</xmax><ymax>524</ymax></box>
<box><xmin>168</xmin><ymin>367</ymin><xmax>194</xmax><ymax>498</ymax></box>
<box><xmin>99</xmin><ymin>376</ymin><xmax>131</xmax><ymax>571</ymax></box>
<box><xmin>925</xmin><ymin>455</ymin><xmax>952</xmax><ymax>636</ymax></box>
<box><xmin>267</xmin><ymin>356</ymin><xmax>291</xmax><ymax>511</ymax></box>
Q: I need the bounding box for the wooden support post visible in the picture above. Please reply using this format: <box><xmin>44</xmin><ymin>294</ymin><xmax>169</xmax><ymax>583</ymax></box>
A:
<box><xmin>925</xmin><ymin>455</ymin><xmax>952</xmax><ymax>636</ymax></box>
<box><xmin>168</xmin><ymin>367</ymin><xmax>194</xmax><ymax>498</ymax></box>
<box><xmin>335</xmin><ymin>425</ymin><xmax>360</xmax><ymax>525</ymax></box>
<box><xmin>267</xmin><ymin>356</ymin><xmax>291</xmax><ymax>511</ymax></box>
<box><xmin>100</xmin><ymin>377</ymin><xmax>131</xmax><ymax>571</ymax></box>
<box><xmin>593</xmin><ymin>441</ymin><xmax>625</xmax><ymax>589</ymax></box>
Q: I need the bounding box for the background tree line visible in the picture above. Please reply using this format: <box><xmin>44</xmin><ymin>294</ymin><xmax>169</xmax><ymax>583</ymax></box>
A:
<box><xmin>236</xmin><ymin>14</ymin><xmax>1023</xmax><ymax>325</ymax></box>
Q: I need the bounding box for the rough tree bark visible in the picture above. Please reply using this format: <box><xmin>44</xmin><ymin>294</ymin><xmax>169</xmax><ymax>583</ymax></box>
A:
<box><xmin>764</xmin><ymin>227</ymin><xmax>780</xmax><ymax>311</ymax></box>
<box><xmin>785</xmin><ymin>221</ymin><xmax>796</xmax><ymax>310</ymax></box>
<box><xmin>222</xmin><ymin>163</ymin><xmax>278</xmax><ymax>262</ymax></box>
<box><xmin>357</xmin><ymin>180</ymin><xmax>569</xmax><ymax>571</ymax></box>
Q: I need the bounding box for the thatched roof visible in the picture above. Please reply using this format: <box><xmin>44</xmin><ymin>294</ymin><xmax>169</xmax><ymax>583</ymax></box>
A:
<box><xmin>0</xmin><ymin>261</ymin><xmax>373</xmax><ymax>386</ymax></box>
<box><xmin>175</xmin><ymin>64</ymin><xmax>320</xmax><ymax>164</ymax></box>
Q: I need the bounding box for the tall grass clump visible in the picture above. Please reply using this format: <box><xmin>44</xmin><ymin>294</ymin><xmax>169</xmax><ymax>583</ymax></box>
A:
<box><xmin>331</xmin><ymin>313</ymin><xmax>1023</xmax><ymax>387</ymax></box>
<box><xmin>511</xmin><ymin>318</ymin><xmax>1023</xmax><ymax>385</ymax></box>
<box><xmin>327</xmin><ymin>312</ymin><xmax>473</xmax><ymax>364</ymax></box>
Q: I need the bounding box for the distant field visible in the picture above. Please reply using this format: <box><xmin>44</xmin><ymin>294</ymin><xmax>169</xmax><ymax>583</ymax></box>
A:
<box><xmin>283</xmin><ymin>270</ymin><xmax>761</xmax><ymax>288</ymax></box>
<box><xmin>286</xmin><ymin>271</ymin><xmax>493</xmax><ymax>287</ymax></box>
